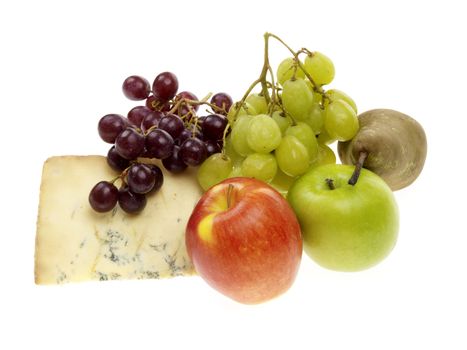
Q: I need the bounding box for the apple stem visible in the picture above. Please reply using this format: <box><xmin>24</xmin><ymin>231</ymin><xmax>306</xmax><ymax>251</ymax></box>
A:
<box><xmin>325</xmin><ymin>178</ymin><xmax>335</xmax><ymax>190</ymax></box>
<box><xmin>348</xmin><ymin>151</ymin><xmax>368</xmax><ymax>186</ymax></box>
<box><xmin>227</xmin><ymin>184</ymin><xmax>234</xmax><ymax>209</ymax></box>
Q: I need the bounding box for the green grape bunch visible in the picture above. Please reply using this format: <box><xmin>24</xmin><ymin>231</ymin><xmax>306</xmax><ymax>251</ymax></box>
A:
<box><xmin>196</xmin><ymin>33</ymin><xmax>359</xmax><ymax>195</ymax></box>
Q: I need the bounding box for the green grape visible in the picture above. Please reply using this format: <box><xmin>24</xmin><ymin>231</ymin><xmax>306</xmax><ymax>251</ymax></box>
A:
<box><xmin>304</xmin><ymin>51</ymin><xmax>335</xmax><ymax>86</ymax></box>
<box><xmin>326</xmin><ymin>89</ymin><xmax>357</xmax><ymax>113</ymax></box>
<box><xmin>231</xmin><ymin>115</ymin><xmax>253</xmax><ymax>156</ymax></box>
<box><xmin>227</xmin><ymin>102</ymin><xmax>257</xmax><ymax>124</ymax></box>
<box><xmin>277</xmin><ymin>57</ymin><xmax>305</xmax><ymax>85</ymax></box>
<box><xmin>271</xmin><ymin>110</ymin><xmax>292</xmax><ymax>135</ymax></box>
<box><xmin>311</xmin><ymin>144</ymin><xmax>336</xmax><ymax>168</ymax></box>
<box><xmin>316</xmin><ymin>129</ymin><xmax>336</xmax><ymax>145</ymax></box>
<box><xmin>270</xmin><ymin>169</ymin><xmax>296</xmax><ymax>197</ymax></box>
<box><xmin>223</xmin><ymin>134</ymin><xmax>244</xmax><ymax>167</ymax></box>
<box><xmin>246</xmin><ymin>114</ymin><xmax>282</xmax><ymax>153</ymax></box>
<box><xmin>304</xmin><ymin>80</ymin><xmax>324</xmax><ymax>103</ymax></box>
<box><xmin>275</xmin><ymin>135</ymin><xmax>310</xmax><ymax>177</ymax></box>
<box><xmin>197</xmin><ymin>154</ymin><xmax>233</xmax><ymax>191</ymax></box>
<box><xmin>313</xmin><ymin>92</ymin><xmax>323</xmax><ymax>105</ymax></box>
<box><xmin>245</xmin><ymin>93</ymin><xmax>268</xmax><ymax>115</ymax></box>
<box><xmin>304</xmin><ymin>78</ymin><xmax>314</xmax><ymax>93</ymax></box>
<box><xmin>243</xmin><ymin>102</ymin><xmax>258</xmax><ymax>116</ymax></box>
<box><xmin>319</xmin><ymin>144</ymin><xmax>336</xmax><ymax>164</ymax></box>
<box><xmin>227</xmin><ymin>166</ymin><xmax>243</xmax><ymax>178</ymax></box>
<box><xmin>241</xmin><ymin>153</ymin><xmax>277</xmax><ymax>183</ymax></box>
<box><xmin>282</xmin><ymin>78</ymin><xmax>314</xmax><ymax>121</ymax></box>
<box><xmin>285</xmin><ymin>122</ymin><xmax>318</xmax><ymax>163</ymax></box>
<box><xmin>305</xmin><ymin>103</ymin><xmax>324</xmax><ymax>134</ymax></box>
<box><xmin>271</xmin><ymin>103</ymin><xmax>283</xmax><ymax>112</ymax></box>
<box><xmin>324</xmin><ymin>99</ymin><xmax>359</xmax><ymax>141</ymax></box>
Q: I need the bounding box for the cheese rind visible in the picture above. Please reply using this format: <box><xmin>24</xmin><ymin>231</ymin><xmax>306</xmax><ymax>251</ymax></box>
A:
<box><xmin>35</xmin><ymin>156</ymin><xmax>202</xmax><ymax>285</ymax></box>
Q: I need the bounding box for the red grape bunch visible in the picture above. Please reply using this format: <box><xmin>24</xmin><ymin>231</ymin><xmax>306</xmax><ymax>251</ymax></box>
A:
<box><xmin>89</xmin><ymin>71</ymin><xmax>232</xmax><ymax>214</ymax></box>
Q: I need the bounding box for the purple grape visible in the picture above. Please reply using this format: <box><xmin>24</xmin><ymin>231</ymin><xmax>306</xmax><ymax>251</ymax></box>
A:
<box><xmin>211</xmin><ymin>92</ymin><xmax>233</xmax><ymax>115</ymax></box>
<box><xmin>205</xmin><ymin>140</ymin><xmax>221</xmax><ymax>157</ymax></box>
<box><xmin>107</xmin><ymin>146</ymin><xmax>130</xmax><ymax>172</ymax></box>
<box><xmin>192</xmin><ymin>126</ymin><xmax>204</xmax><ymax>140</ymax></box>
<box><xmin>176</xmin><ymin>128</ymin><xmax>192</xmax><ymax>146</ymax></box>
<box><xmin>202</xmin><ymin>114</ymin><xmax>228</xmax><ymax>141</ymax></box>
<box><xmin>175</xmin><ymin>91</ymin><xmax>199</xmax><ymax>116</ymax></box>
<box><xmin>127</xmin><ymin>163</ymin><xmax>155</xmax><ymax>194</ymax></box>
<box><xmin>145</xmin><ymin>129</ymin><xmax>174</xmax><ymax>159</ymax></box>
<box><xmin>141</xmin><ymin>111</ymin><xmax>164</xmax><ymax>132</ymax></box>
<box><xmin>139</xmin><ymin>148</ymin><xmax>152</xmax><ymax>158</ymax></box>
<box><xmin>160</xmin><ymin>102</ymin><xmax>172</xmax><ymax>112</ymax></box>
<box><xmin>158</xmin><ymin>114</ymin><xmax>184</xmax><ymax>139</ymax></box>
<box><xmin>197</xmin><ymin>116</ymin><xmax>206</xmax><ymax>125</ymax></box>
<box><xmin>176</xmin><ymin>126</ymin><xmax>203</xmax><ymax>146</ymax></box>
<box><xmin>146</xmin><ymin>95</ymin><xmax>159</xmax><ymax>110</ymax></box>
<box><xmin>89</xmin><ymin>181</ymin><xmax>119</xmax><ymax>213</ymax></box>
<box><xmin>115</xmin><ymin>127</ymin><xmax>145</xmax><ymax>160</ymax></box>
<box><xmin>98</xmin><ymin>114</ymin><xmax>128</xmax><ymax>144</ymax></box>
<box><xmin>128</xmin><ymin>106</ymin><xmax>152</xmax><ymax>126</ymax></box>
<box><xmin>176</xmin><ymin>91</ymin><xmax>199</xmax><ymax>106</ymax></box>
<box><xmin>152</xmin><ymin>72</ymin><xmax>178</xmax><ymax>101</ymax></box>
<box><xmin>162</xmin><ymin>145</ymin><xmax>187</xmax><ymax>173</ymax></box>
<box><xmin>122</xmin><ymin>75</ymin><xmax>151</xmax><ymax>101</ymax></box>
<box><xmin>146</xmin><ymin>95</ymin><xmax>172</xmax><ymax>111</ymax></box>
<box><xmin>147</xmin><ymin>164</ymin><xmax>164</xmax><ymax>193</ymax></box>
<box><xmin>180</xmin><ymin>137</ymin><xmax>207</xmax><ymax>166</ymax></box>
<box><xmin>118</xmin><ymin>187</ymin><xmax>147</xmax><ymax>214</ymax></box>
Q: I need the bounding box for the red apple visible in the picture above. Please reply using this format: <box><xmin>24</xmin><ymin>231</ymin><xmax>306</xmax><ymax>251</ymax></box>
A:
<box><xmin>186</xmin><ymin>177</ymin><xmax>302</xmax><ymax>304</ymax></box>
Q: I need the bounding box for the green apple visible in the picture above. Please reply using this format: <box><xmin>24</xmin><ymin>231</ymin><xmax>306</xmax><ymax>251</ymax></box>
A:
<box><xmin>287</xmin><ymin>164</ymin><xmax>398</xmax><ymax>271</ymax></box>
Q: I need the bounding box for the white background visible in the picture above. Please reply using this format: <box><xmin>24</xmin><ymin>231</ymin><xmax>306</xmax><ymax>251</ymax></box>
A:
<box><xmin>1</xmin><ymin>0</ymin><xmax>466</xmax><ymax>349</ymax></box>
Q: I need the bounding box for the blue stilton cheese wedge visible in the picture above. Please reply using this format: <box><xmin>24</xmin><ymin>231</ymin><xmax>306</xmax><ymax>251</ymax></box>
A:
<box><xmin>35</xmin><ymin>156</ymin><xmax>202</xmax><ymax>284</ymax></box>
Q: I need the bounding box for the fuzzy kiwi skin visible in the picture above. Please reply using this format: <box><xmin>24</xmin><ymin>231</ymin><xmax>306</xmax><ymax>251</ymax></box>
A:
<box><xmin>338</xmin><ymin>109</ymin><xmax>427</xmax><ymax>191</ymax></box>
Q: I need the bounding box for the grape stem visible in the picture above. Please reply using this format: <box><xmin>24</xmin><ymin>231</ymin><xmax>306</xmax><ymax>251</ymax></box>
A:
<box><xmin>220</xmin><ymin>123</ymin><xmax>231</xmax><ymax>156</ymax></box>
<box><xmin>266</xmin><ymin>33</ymin><xmax>326</xmax><ymax>98</ymax></box>
<box><xmin>232</xmin><ymin>32</ymin><xmax>330</xmax><ymax>123</ymax></box>
<box><xmin>119</xmin><ymin>166</ymin><xmax>131</xmax><ymax>183</ymax></box>
<box><xmin>191</xmin><ymin>111</ymin><xmax>199</xmax><ymax>137</ymax></box>
<box><xmin>108</xmin><ymin>164</ymin><xmax>132</xmax><ymax>188</ymax></box>
<box><xmin>281</xmin><ymin>108</ymin><xmax>297</xmax><ymax>126</ymax></box>
<box><xmin>232</xmin><ymin>78</ymin><xmax>262</xmax><ymax>121</ymax></box>
<box><xmin>145</xmin><ymin>125</ymin><xmax>157</xmax><ymax>135</ymax></box>
<box><xmin>167</xmin><ymin>93</ymin><xmax>224</xmax><ymax>116</ymax></box>
<box><xmin>348</xmin><ymin>151</ymin><xmax>368</xmax><ymax>186</ymax></box>
<box><xmin>260</xmin><ymin>34</ymin><xmax>272</xmax><ymax>105</ymax></box>
<box><xmin>231</xmin><ymin>33</ymin><xmax>275</xmax><ymax>122</ymax></box>
<box><xmin>110</xmin><ymin>175</ymin><xmax>121</xmax><ymax>184</ymax></box>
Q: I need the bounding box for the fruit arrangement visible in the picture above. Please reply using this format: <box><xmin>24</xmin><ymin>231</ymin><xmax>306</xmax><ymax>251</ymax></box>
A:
<box><xmin>36</xmin><ymin>33</ymin><xmax>427</xmax><ymax>305</ymax></box>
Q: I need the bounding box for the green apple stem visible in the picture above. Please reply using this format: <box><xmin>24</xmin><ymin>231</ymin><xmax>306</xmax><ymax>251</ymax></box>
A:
<box><xmin>348</xmin><ymin>151</ymin><xmax>368</xmax><ymax>186</ymax></box>
<box><xmin>325</xmin><ymin>178</ymin><xmax>336</xmax><ymax>190</ymax></box>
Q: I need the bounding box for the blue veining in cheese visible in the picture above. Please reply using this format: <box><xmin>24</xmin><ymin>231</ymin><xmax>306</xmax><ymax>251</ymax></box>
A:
<box><xmin>35</xmin><ymin>156</ymin><xmax>202</xmax><ymax>285</ymax></box>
